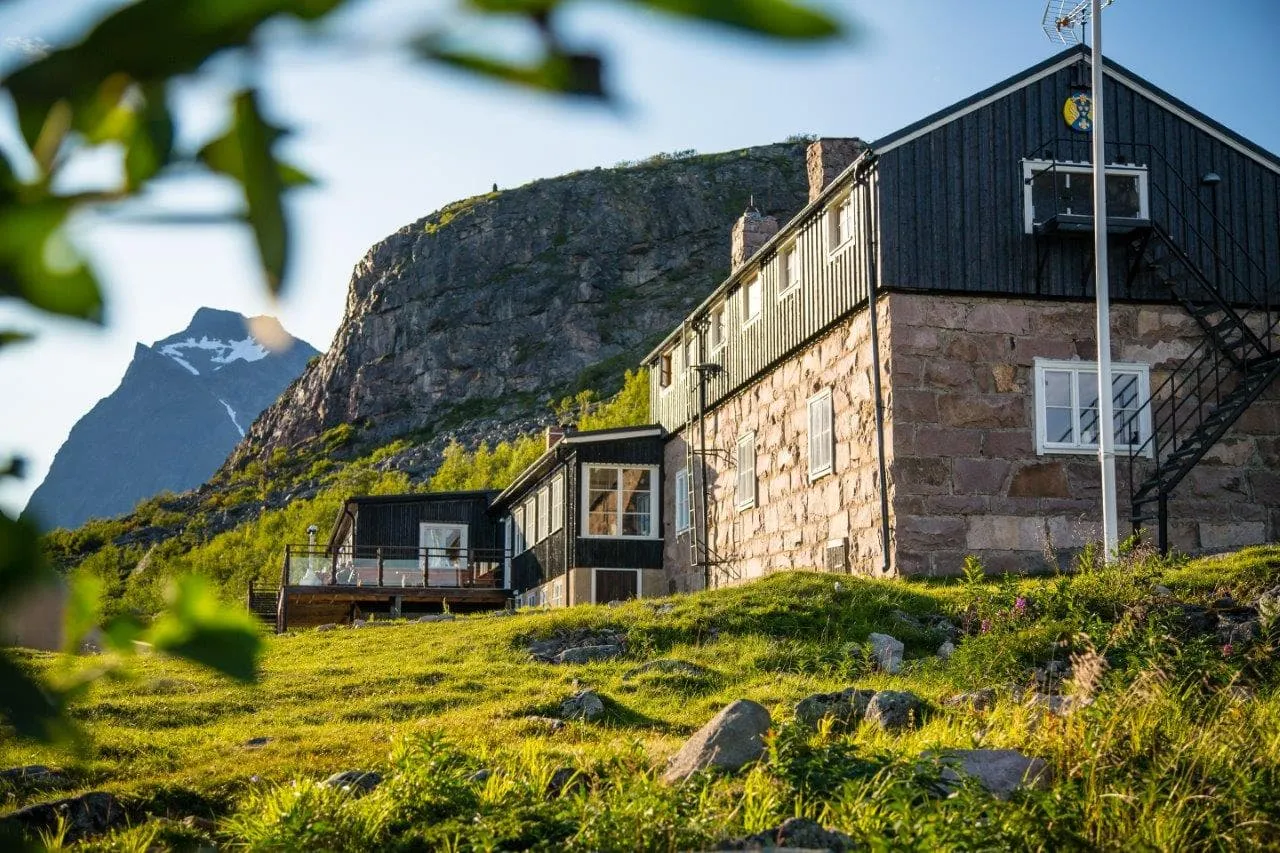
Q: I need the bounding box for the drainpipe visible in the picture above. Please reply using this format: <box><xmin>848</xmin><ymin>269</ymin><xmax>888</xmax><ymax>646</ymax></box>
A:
<box><xmin>862</xmin><ymin>160</ymin><xmax>892</xmax><ymax>576</ymax></box>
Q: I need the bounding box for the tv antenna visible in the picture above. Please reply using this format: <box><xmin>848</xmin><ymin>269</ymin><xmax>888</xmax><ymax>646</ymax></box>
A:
<box><xmin>1043</xmin><ymin>0</ymin><xmax>1121</xmax><ymax>560</ymax></box>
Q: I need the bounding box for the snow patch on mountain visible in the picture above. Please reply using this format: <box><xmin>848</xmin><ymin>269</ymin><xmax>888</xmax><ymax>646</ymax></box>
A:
<box><xmin>160</xmin><ymin>335</ymin><xmax>269</xmax><ymax>375</ymax></box>
<box><xmin>220</xmin><ymin>399</ymin><xmax>245</xmax><ymax>437</ymax></box>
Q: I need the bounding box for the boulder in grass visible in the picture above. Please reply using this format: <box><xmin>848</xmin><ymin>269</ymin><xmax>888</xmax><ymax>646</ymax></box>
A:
<box><xmin>553</xmin><ymin>644</ymin><xmax>623</xmax><ymax>664</ymax></box>
<box><xmin>868</xmin><ymin>632</ymin><xmax>904</xmax><ymax>674</ymax></box>
<box><xmin>720</xmin><ymin>816</ymin><xmax>857</xmax><ymax>851</ymax></box>
<box><xmin>794</xmin><ymin>688</ymin><xmax>875</xmax><ymax>730</ymax></box>
<box><xmin>561</xmin><ymin>689</ymin><xmax>605</xmax><ymax>721</ymax></box>
<box><xmin>663</xmin><ymin>699</ymin><xmax>772</xmax><ymax>783</ymax></box>
<box><xmin>931</xmin><ymin>749</ymin><xmax>1051</xmax><ymax>800</ymax></box>
<box><xmin>864</xmin><ymin>690</ymin><xmax>924</xmax><ymax>730</ymax></box>
<box><xmin>0</xmin><ymin>765</ymin><xmax>66</xmax><ymax>790</ymax></box>
<box><xmin>323</xmin><ymin>770</ymin><xmax>383</xmax><ymax>795</ymax></box>
<box><xmin>942</xmin><ymin>689</ymin><xmax>996</xmax><ymax>713</ymax></box>
<box><xmin>1</xmin><ymin>792</ymin><xmax>125</xmax><ymax>845</ymax></box>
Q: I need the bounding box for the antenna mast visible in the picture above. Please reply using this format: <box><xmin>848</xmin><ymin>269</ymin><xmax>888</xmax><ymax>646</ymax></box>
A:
<box><xmin>1042</xmin><ymin>0</ymin><xmax>1120</xmax><ymax>560</ymax></box>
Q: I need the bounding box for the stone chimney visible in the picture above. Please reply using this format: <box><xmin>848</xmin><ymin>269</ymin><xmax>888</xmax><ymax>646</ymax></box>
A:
<box><xmin>546</xmin><ymin>425</ymin><xmax>569</xmax><ymax>450</ymax></box>
<box><xmin>806</xmin><ymin>137</ymin><xmax>867</xmax><ymax>202</ymax></box>
<box><xmin>730</xmin><ymin>200</ymin><xmax>779</xmax><ymax>270</ymax></box>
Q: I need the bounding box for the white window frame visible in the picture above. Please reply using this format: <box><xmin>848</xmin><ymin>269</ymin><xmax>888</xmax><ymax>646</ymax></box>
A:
<box><xmin>658</xmin><ymin>349</ymin><xmax>674</xmax><ymax>391</ymax></box>
<box><xmin>777</xmin><ymin>242</ymin><xmax>800</xmax><ymax>300</ymax></box>
<box><xmin>708</xmin><ymin>304</ymin><xmax>726</xmax><ymax>354</ymax></box>
<box><xmin>590</xmin><ymin>568</ymin><xmax>643</xmax><ymax>605</ymax></box>
<box><xmin>550</xmin><ymin>473</ymin><xmax>564</xmax><ymax>533</ymax></box>
<box><xmin>808</xmin><ymin>389</ymin><xmax>834</xmax><ymax>481</ymax></box>
<box><xmin>1033</xmin><ymin>358</ymin><xmax>1152</xmax><ymax>456</ymax></box>
<box><xmin>1021</xmin><ymin>159</ymin><xmax>1150</xmax><ymax>234</ymax></box>
<box><xmin>537</xmin><ymin>485</ymin><xmax>551</xmax><ymax>543</ymax></box>
<box><xmin>580</xmin><ymin>464</ymin><xmax>661</xmax><ymax>540</ymax></box>
<box><xmin>741</xmin><ymin>273</ymin><xmax>761</xmax><ymax>329</ymax></box>
<box><xmin>828</xmin><ymin>193</ymin><xmax>854</xmax><ymax>253</ymax></box>
<box><xmin>735</xmin><ymin>432</ymin><xmax>756</xmax><ymax>510</ymax></box>
<box><xmin>674</xmin><ymin>467</ymin><xmax>691</xmax><ymax>533</ymax></box>
<box><xmin>513</xmin><ymin>505</ymin><xmax>527</xmax><ymax>554</ymax></box>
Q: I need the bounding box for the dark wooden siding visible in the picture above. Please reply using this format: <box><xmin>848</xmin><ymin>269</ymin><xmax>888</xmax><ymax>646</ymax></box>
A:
<box><xmin>576</xmin><ymin>538</ymin><xmax>663</xmax><ymax>570</ymax></box>
<box><xmin>650</xmin><ymin>177</ymin><xmax>877</xmax><ymax>432</ymax></box>
<box><xmin>352</xmin><ymin>494</ymin><xmax>502</xmax><ymax>551</ymax></box>
<box><xmin>876</xmin><ymin>63</ymin><xmax>1280</xmax><ymax>305</ymax></box>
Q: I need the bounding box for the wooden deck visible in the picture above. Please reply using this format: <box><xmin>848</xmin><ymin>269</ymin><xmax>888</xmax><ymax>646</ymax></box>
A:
<box><xmin>278</xmin><ymin>584</ymin><xmax>510</xmax><ymax>631</ymax></box>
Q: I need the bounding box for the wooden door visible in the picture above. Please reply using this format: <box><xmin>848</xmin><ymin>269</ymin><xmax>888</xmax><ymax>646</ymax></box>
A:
<box><xmin>595</xmin><ymin>569</ymin><xmax>638</xmax><ymax>604</ymax></box>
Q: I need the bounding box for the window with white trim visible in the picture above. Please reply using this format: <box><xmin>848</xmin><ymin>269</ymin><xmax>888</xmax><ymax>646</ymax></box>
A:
<box><xmin>736</xmin><ymin>432</ymin><xmax>756</xmax><ymax>510</ymax></box>
<box><xmin>584</xmin><ymin>464</ymin><xmax>658</xmax><ymax>538</ymax></box>
<box><xmin>778</xmin><ymin>244</ymin><xmax>800</xmax><ymax>299</ymax></box>
<box><xmin>709</xmin><ymin>304</ymin><xmax>726</xmax><ymax>353</ymax></box>
<box><xmin>659</xmin><ymin>350</ymin><xmax>674</xmax><ymax>389</ymax></box>
<box><xmin>1034</xmin><ymin>358</ymin><xmax>1151</xmax><ymax>455</ymax></box>
<box><xmin>742</xmin><ymin>274</ymin><xmax>761</xmax><ymax>327</ymax></box>
<box><xmin>828</xmin><ymin>194</ymin><xmax>853</xmax><ymax>251</ymax></box>
<box><xmin>1022</xmin><ymin>160</ymin><xmax>1149</xmax><ymax>233</ymax></box>
<box><xmin>684</xmin><ymin>332</ymin><xmax>697</xmax><ymax>371</ymax></box>
<box><xmin>550</xmin><ymin>474</ymin><xmax>564</xmax><ymax>533</ymax></box>
<box><xmin>513</xmin><ymin>505</ymin><xmax>527</xmax><ymax>553</ymax></box>
<box><xmin>808</xmin><ymin>389</ymin><xmax>834</xmax><ymax>479</ymax></box>
<box><xmin>537</xmin><ymin>485</ymin><xmax>551</xmax><ymax>542</ymax></box>
<box><xmin>674</xmin><ymin>468</ymin><xmax>691</xmax><ymax>533</ymax></box>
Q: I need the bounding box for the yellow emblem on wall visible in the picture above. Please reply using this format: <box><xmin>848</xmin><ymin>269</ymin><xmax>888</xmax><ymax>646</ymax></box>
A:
<box><xmin>1064</xmin><ymin>90</ymin><xmax>1093</xmax><ymax>133</ymax></box>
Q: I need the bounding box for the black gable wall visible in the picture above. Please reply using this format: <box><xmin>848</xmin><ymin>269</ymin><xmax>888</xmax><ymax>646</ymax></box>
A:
<box><xmin>875</xmin><ymin>53</ymin><xmax>1280</xmax><ymax>303</ymax></box>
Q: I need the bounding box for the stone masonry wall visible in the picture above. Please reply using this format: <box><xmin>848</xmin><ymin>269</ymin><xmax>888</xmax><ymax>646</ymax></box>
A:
<box><xmin>886</xmin><ymin>292</ymin><xmax>1280</xmax><ymax>576</ymax></box>
<box><xmin>663</xmin><ymin>305</ymin><xmax>890</xmax><ymax>591</ymax></box>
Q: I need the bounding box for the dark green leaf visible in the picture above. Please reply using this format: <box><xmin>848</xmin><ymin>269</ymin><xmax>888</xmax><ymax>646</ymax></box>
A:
<box><xmin>146</xmin><ymin>575</ymin><xmax>261</xmax><ymax>683</ymax></box>
<box><xmin>465</xmin><ymin>0</ymin><xmax>561</xmax><ymax>12</ymax></box>
<box><xmin>0</xmin><ymin>201</ymin><xmax>104</xmax><ymax>322</ymax></box>
<box><xmin>101</xmin><ymin>614</ymin><xmax>145</xmax><ymax>655</ymax></box>
<box><xmin>199</xmin><ymin>123</ymin><xmax>314</xmax><ymax>189</ymax></box>
<box><xmin>123</xmin><ymin>84</ymin><xmax>176</xmax><ymax>191</ymax></box>
<box><xmin>0</xmin><ymin>647</ymin><xmax>73</xmax><ymax>743</ymax></box>
<box><xmin>0</xmin><ymin>330</ymin><xmax>34</xmax><ymax>349</ymax></box>
<box><xmin>415</xmin><ymin>42</ymin><xmax>606</xmax><ymax>99</ymax></box>
<box><xmin>63</xmin><ymin>573</ymin><xmax>103</xmax><ymax>655</ymax></box>
<box><xmin>0</xmin><ymin>508</ymin><xmax>52</xmax><ymax>606</ymax></box>
<box><xmin>4</xmin><ymin>0</ymin><xmax>348</xmax><ymax>148</ymax></box>
<box><xmin>233</xmin><ymin>90</ymin><xmax>290</xmax><ymax>295</ymax></box>
<box><xmin>623</xmin><ymin>0</ymin><xmax>842</xmax><ymax>39</ymax></box>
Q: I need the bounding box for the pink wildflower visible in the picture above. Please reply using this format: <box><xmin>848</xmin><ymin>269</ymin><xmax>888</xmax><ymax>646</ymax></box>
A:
<box><xmin>1222</xmin><ymin>643</ymin><xmax>1234</xmax><ymax>657</ymax></box>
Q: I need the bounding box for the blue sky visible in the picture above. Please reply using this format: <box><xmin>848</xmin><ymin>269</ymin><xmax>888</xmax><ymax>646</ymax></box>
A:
<box><xmin>1</xmin><ymin>0</ymin><xmax>1278</xmax><ymax>516</ymax></box>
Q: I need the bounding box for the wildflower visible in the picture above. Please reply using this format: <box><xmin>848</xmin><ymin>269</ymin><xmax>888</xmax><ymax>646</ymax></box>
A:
<box><xmin>1014</xmin><ymin>596</ymin><xmax>1028</xmax><ymax>615</ymax></box>
<box><xmin>1222</xmin><ymin>643</ymin><xmax>1234</xmax><ymax>657</ymax></box>
<box><xmin>980</xmin><ymin>618</ymin><xmax>992</xmax><ymax>634</ymax></box>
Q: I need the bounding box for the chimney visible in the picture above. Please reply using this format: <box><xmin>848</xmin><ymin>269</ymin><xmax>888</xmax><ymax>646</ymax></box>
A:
<box><xmin>545</xmin><ymin>425</ymin><xmax>569</xmax><ymax>450</ymax></box>
<box><xmin>806</xmin><ymin>137</ymin><xmax>867</xmax><ymax>202</ymax></box>
<box><xmin>730</xmin><ymin>198</ymin><xmax>779</xmax><ymax>270</ymax></box>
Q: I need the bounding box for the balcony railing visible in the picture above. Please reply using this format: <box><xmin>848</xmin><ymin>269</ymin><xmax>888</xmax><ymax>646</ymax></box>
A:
<box><xmin>282</xmin><ymin>544</ymin><xmax>507</xmax><ymax>589</ymax></box>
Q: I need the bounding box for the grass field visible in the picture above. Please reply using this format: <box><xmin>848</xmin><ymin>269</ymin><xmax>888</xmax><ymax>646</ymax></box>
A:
<box><xmin>4</xmin><ymin>544</ymin><xmax>1280</xmax><ymax>851</ymax></box>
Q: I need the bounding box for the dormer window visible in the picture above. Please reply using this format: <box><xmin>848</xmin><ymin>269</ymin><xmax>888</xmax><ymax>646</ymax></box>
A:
<box><xmin>828</xmin><ymin>194</ymin><xmax>854</xmax><ymax>251</ymax></box>
<box><xmin>709</xmin><ymin>305</ymin><xmax>726</xmax><ymax>353</ymax></box>
<box><xmin>659</xmin><ymin>350</ymin><xmax>673</xmax><ymax>390</ymax></box>
<box><xmin>742</xmin><ymin>274</ymin><xmax>762</xmax><ymax>327</ymax></box>
<box><xmin>778</xmin><ymin>243</ymin><xmax>800</xmax><ymax>299</ymax></box>
<box><xmin>1022</xmin><ymin>160</ymin><xmax>1149</xmax><ymax>234</ymax></box>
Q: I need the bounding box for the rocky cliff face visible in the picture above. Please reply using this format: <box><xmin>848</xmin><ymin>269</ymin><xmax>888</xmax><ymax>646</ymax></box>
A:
<box><xmin>231</xmin><ymin>144</ymin><xmax>811</xmax><ymax>466</ymax></box>
<box><xmin>26</xmin><ymin>309</ymin><xmax>317</xmax><ymax>530</ymax></box>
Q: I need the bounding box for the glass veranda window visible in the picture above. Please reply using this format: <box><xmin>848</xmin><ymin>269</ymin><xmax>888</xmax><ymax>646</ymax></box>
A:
<box><xmin>586</xmin><ymin>466</ymin><xmax>655</xmax><ymax>537</ymax></box>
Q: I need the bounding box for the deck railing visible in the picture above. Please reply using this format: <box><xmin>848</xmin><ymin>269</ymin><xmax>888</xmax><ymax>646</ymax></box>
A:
<box><xmin>282</xmin><ymin>544</ymin><xmax>506</xmax><ymax>589</ymax></box>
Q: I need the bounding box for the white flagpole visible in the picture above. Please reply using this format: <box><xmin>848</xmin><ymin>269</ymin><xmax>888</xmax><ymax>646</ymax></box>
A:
<box><xmin>1090</xmin><ymin>0</ymin><xmax>1120</xmax><ymax>559</ymax></box>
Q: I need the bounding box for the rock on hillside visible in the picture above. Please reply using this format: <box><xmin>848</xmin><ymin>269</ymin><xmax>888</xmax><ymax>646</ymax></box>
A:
<box><xmin>229</xmin><ymin>144</ymin><xmax>810</xmax><ymax>466</ymax></box>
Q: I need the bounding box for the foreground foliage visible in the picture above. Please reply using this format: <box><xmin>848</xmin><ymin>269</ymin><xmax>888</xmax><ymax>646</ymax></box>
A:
<box><xmin>3</xmin><ymin>545</ymin><xmax>1280</xmax><ymax>850</ymax></box>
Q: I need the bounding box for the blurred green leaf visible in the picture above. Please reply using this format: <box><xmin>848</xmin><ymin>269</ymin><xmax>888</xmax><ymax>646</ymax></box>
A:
<box><xmin>234</xmin><ymin>90</ymin><xmax>290</xmax><ymax>295</ymax></box>
<box><xmin>465</xmin><ymin>0</ymin><xmax>561</xmax><ymax>12</ymax></box>
<box><xmin>624</xmin><ymin>0</ymin><xmax>842</xmax><ymax>39</ymax></box>
<box><xmin>0</xmin><ymin>647</ymin><xmax>72</xmax><ymax>743</ymax></box>
<box><xmin>123</xmin><ymin>85</ymin><xmax>176</xmax><ymax>191</ymax></box>
<box><xmin>0</xmin><ymin>330</ymin><xmax>34</xmax><ymax>349</ymax></box>
<box><xmin>3</xmin><ymin>0</ymin><xmax>348</xmax><ymax>148</ymax></box>
<box><xmin>199</xmin><ymin>119</ymin><xmax>314</xmax><ymax>189</ymax></box>
<box><xmin>415</xmin><ymin>43</ymin><xmax>605</xmax><ymax>99</ymax></box>
<box><xmin>0</xmin><ymin>509</ymin><xmax>51</xmax><ymax>605</ymax></box>
<box><xmin>146</xmin><ymin>575</ymin><xmax>261</xmax><ymax>683</ymax></box>
<box><xmin>0</xmin><ymin>200</ymin><xmax>104</xmax><ymax>322</ymax></box>
<box><xmin>63</xmin><ymin>573</ymin><xmax>103</xmax><ymax>656</ymax></box>
<box><xmin>100</xmin><ymin>615</ymin><xmax>145</xmax><ymax>655</ymax></box>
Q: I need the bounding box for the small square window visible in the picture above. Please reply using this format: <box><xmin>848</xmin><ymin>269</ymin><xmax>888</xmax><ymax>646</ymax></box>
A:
<box><xmin>1033</xmin><ymin>358</ymin><xmax>1151</xmax><ymax>455</ymax></box>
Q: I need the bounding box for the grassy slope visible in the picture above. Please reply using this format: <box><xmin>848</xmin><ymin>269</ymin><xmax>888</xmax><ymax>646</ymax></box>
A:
<box><xmin>4</xmin><ymin>545</ymin><xmax>1280</xmax><ymax>850</ymax></box>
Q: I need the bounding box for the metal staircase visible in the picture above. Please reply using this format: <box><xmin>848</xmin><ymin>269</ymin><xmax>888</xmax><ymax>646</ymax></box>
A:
<box><xmin>684</xmin><ymin>323</ymin><xmax>738</xmax><ymax>588</ymax></box>
<box><xmin>1120</xmin><ymin>149</ymin><xmax>1279</xmax><ymax>551</ymax></box>
<box><xmin>247</xmin><ymin>580</ymin><xmax>280</xmax><ymax>631</ymax></box>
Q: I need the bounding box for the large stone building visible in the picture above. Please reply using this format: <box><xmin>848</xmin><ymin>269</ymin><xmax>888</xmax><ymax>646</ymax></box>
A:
<box><xmin>644</xmin><ymin>45</ymin><xmax>1280</xmax><ymax>586</ymax></box>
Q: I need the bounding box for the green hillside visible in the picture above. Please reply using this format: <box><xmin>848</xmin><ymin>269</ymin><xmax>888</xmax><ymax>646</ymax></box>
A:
<box><xmin>4</xmin><ymin>544</ymin><xmax>1280</xmax><ymax>850</ymax></box>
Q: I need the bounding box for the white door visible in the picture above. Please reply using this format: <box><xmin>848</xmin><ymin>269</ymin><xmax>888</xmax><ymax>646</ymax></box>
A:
<box><xmin>419</xmin><ymin>523</ymin><xmax>468</xmax><ymax>585</ymax></box>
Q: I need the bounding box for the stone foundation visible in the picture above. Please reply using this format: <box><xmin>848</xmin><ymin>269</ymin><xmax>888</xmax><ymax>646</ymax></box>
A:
<box><xmin>887</xmin><ymin>292</ymin><xmax>1280</xmax><ymax>576</ymax></box>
